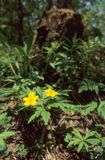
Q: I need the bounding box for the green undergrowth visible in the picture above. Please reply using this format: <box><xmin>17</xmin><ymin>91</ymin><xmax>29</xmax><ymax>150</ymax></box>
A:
<box><xmin>0</xmin><ymin>36</ymin><xmax>105</xmax><ymax>159</ymax></box>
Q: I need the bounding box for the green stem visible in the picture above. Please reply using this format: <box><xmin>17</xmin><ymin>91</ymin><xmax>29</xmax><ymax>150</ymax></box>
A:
<box><xmin>40</xmin><ymin>125</ymin><xmax>47</xmax><ymax>144</ymax></box>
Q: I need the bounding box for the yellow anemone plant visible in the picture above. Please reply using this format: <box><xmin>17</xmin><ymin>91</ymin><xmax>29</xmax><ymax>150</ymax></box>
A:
<box><xmin>45</xmin><ymin>88</ymin><xmax>58</xmax><ymax>97</ymax></box>
<box><xmin>23</xmin><ymin>91</ymin><xmax>39</xmax><ymax>106</ymax></box>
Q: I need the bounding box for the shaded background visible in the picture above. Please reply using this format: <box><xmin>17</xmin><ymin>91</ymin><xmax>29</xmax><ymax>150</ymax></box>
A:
<box><xmin>0</xmin><ymin>0</ymin><xmax>105</xmax><ymax>45</ymax></box>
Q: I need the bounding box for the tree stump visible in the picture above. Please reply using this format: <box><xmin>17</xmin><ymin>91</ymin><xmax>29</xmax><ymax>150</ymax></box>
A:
<box><xmin>35</xmin><ymin>9</ymin><xmax>84</xmax><ymax>48</ymax></box>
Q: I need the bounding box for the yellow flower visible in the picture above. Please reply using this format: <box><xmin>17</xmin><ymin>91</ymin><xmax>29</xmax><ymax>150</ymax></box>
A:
<box><xmin>45</xmin><ymin>88</ymin><xmax>58</xmax><ymax>97</ymax></box>
<box><xmin>23</xmin><ymin>91</ymin><xmax>39</xmax><ymax>106</ymax></box>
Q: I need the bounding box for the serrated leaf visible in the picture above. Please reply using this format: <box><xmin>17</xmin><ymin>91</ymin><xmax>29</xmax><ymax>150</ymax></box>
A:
<box><xmin>68</xmin><ymin>139</ymin><xmax>81</xmax><ymax>147</ymax></box>
<box><xmin>95</xmin><ymin>146</ymin><xmax>103</xmax><ymax>154</ymax></box>
<box><xmin>0</xmin><ymin>131</ymin><xmax>15</xmax><ymax>139</ymax></box>
<box><xmin>28</xmin><ymin>107</ymin><xmax>43</xmax><ymax>123</ymax></box>
<box><xmin>48</xmin><ymin>101</ymin><xmax>79</xmax><ymax>112</ymax></box>
<box><xmin>92</xmin><ymin>84</ymin><xmax>99</xmax><ymax>94</ymax></box>
<box><xmin>78</xmin><ymin>85</ymin><xmax>88</xmax><ymax>93</ymax></box>
<box><xmin>86</xmin><ymin>138</ymin><xmax>100</xmax><ymax>145</ymax></box>
<box><xmin>64</xmin><ymin>133</ymin><xmax>72</xmax><ymax>143</ymax></box>
<box><xmin>35</xmin><ymin>86</ymin><xmax>43</xmax><ymax>98</ymax></box>
<box><xmin>72</xmin><ymin>128</ymin><xmax>83</xmax><ymax>140</ymax></box>
<box><xmin>84</xmin><ymin>131</ymin><xmax>96</xmax><ymax>140</ymax></box>
<box><xmin>41</xmin><ymin>110</ymin><xmax>50</xmax><ymax>125</ymax></box>
<box><xmin>95</xmin><ymin>124</ymin><xmax>105</xmax><ymax>129</ymax></box>
<box><xmin>0</xmin><ymin>113</ymin><xmax>7</xmax><ymax>121</ymax></box>
<box><xmin>0</xmin><ymin>139</ymin><xmax>5</xmax><ymax>147</ymax></box>
<box><xmin>0</xmin><ymin>139</ymin><xmax>6</xmax><ymax>152</ymax></box>
<box><xmin>77</xmin><ymin>142</ymin><xmax>84</xmax><ymax>152</ymax></box>
<box><xmin>83</xmin><ymin>102</ymin><xmax>97</xmax><ymax>115</ymax></box>
<box><xmin>84</xmin><ymin>142</ymin><xmax>89</xmax><ymax>152</ymax></box>
<box><xmin>49</xmin><ymin>62</ymin><xmax>55</xmax><ymax>69</ymax></box>
<box><xmin>101</xmin><ymin>137</ymin><xmax>105</xmax><ymax>148</ymax></box>
<box><xmin>28</xmin><ymin>112</ymin><xmax>40</xmax><ymax>124</ymax></box>
<box><xmin>97</xmin><ymin>101</ymin><xmax>105</xmax><ymax>119</ymax></box>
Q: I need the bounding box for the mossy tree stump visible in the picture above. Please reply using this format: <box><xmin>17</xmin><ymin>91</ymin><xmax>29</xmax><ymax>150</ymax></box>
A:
<box><xmin>35</xmin><ymin>9</ymin><xmax>84</xmax><ymax>48</ymax></box>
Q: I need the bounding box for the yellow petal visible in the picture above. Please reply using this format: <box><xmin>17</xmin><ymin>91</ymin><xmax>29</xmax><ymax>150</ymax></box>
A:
<box><xmin>23</xmin><ymin>92</ymin><xmax>39</xmax><ymax>107</ymax></box>
<box><xmin>31</xmin><ymin>100</ymin><xmax>37</xmax><ymax>106</ymax></box>
<box><xmin>23</xmin><ymin>97</ymin><xmax>28</xmax><ymax>102</ymax></box>
<box><xmin>28</xmin><ymin>91</ymin><xmax>35</xmax><ymax>98</ymax></box>
<box><xmin>45</xmin><ymin>88</ymin><xmax>58</xmax><ymax>97</ymax></box>
<box><xmin>51</xmin><ymin>91</ymin><xmax>58</xmax><ymax>97</ymax></box>
<box><xmin>24</xmin><ymin>100</ymin><xmax>30</xmax><ymax>106</ymax></box>
<box><xmin>45</xmin><ymin>88</ymin><xmax>52</xmax><ymax>93</ymax></box>
<box><xmin>34</xmin><ymin>95</ymin><xmax>39</xmax><ymax>100</ymax></box>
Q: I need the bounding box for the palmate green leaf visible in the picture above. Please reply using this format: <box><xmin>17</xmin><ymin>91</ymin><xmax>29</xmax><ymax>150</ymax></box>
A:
<box><xmin>0</xmin><ymin>88</ymin><xmax>15</xmax><ymax>100</ymax></box>
<box><xmin>34</xmin><ymin>86</ymin><xmax>43</xmax><ymax>98</ymax></box>
<box><xmin>83</xmin><ymin>101</ymin><xmax>97</xmax><ymax>115</ymax></box>
<box><xmin>41</xmin><ymin>109</ymin><xmax>51</xmax><ymax>125</ymax></box>
<box><xmin>95</xmin><ymin>124</ymin><xmax>105</xmax><ymax>129</ymax></box>
<box><xmin>17</xmin><ymin>144</ymin><xmax>28</xmax><ymax>157</ymax></box>
<box><xmin>58</xmin><ymin>89</ymin><xmax>70</xmax><ymax>97</ymax></box>
<box><xmin>28</xmin><ymin>112</ymin><xmax>39</xmax><ymax>124</ymax></box>
<box><xmin>68</xmin><ymin>139</ymin><xmax>81</xmax><ymax>147</ymax></box>
<box><xmin>0</xmin><ymin>113</ymin><xmax>7</xmax><ymax>121</ymax></box>
<box><xmin>95</xmin><ymin>146</ymin><xmax>103</xmax><ymax>154</ymax></box>
<box><xmin>47</xmin><ymin>101</ymin><xmax>80</xmax><ymax>112</ymax></box>
<box><xmin>0</xmin><ymin>104</ymin><xmax>7</xmax><ymax>110</ymax></box>
<box><xmin>0</xmin><ymin>138</ymin><xmax>6</xmax><ymax>152</ymax></box>
<box><xmin>92</xmin><ymin>84</ymin><xmax>99</xmax><ymax>94</ymax></box>
<box><xmin>45</xmin><ymin>47</ymin><xmax>53</xmax><ymax>56</ymax></box>
<box><xmin>0</xmin><ymin>139</ymin><xmax>5</xmax><ymax>147</ymax></box>
<box><xmin>49</xmin><ymin>62</ymin><xmax>55</xmax><ymax>69</ymax></box>
<box><xmin>78</xmin><ymin>80</ymin><xmax>102</xmax><ymax>94</ymax></box>
<box><xmin>0</xmin><ymin>131</ymin><xmax>15</xmax><ymax>139</ymax></box>
<box><xmin>60</xmin><ymin>103</ymin><xmax>80</xmax><ymax>112</ymax></box>
<box><xmin>28</xmin><ymin>107</ymin><xmax>43</xmax><ymax>123</ymax></box>
<box><xmin>84</xmin><ymin>142</ymin><xmax>89</xmax><ymax>152</ymax></box>
<box><xmin>97</xmin><ymin>101</ymin><xmax>105</xmax><ymax>119</ymax></box>
<box><xmin>67</xmin><ymin>141</ymin><xmax>75</xmax><ymax>148</ymax></box>
<box><xmin>47</xmin><ymin>102</ymin><xmax>64</xmax><ymax>109</ymax></box>
<box><xmin>58</xmin><ymin>52</ymin><xmax>68</xmax><ymax>58</ymax></box>
<box><xmin>78</xmin><ymin>85</ymin><xmax>88</xmax><ymax>93</ymax></box>
<box><xmin>86</xmin><ymin>138</ymin><xmax>100</xmax><ymax>145</ymax></box>
<box><xmin>101</xmin><ymin>137</ymin><xmax>105</xmax><ymax>148</ymax></box>
<box><xmin>64</xmin><ymin>133</ymin><xmax>72</xmax><ymax>143</ymax></box>
<box><xmin>84</xmin><ymin>131</ymin><xmax>96</xmax><ymax>140</ymax></box>
<box><xmin>72</xmin><ymin>128</ymin><xmax>83</xmax><ymax>140</ymax></box>
<box><xmin>0</xmin><ymin>113</ymin><xmax>11</xmax><ymax>126</ymax></box>
<box><xmin>77</xmin><ymin>142</ymin><xmax>84</xmax><ymax>152</ymax></box>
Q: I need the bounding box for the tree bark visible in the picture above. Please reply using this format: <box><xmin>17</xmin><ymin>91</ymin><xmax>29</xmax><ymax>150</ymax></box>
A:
<box><xmin>17</xmin><ymin>0</ymin><xmax>24</xmax><ymax>45</ymax></box>
<box><xmin>47</xmin><ymin>0</ymin><xmax>53</xmax><ymax>10</ymax></box>
<box><xmin>57</xmin><ymin>0</ymin><xmax>72</xmax><ymax>8</ymax></box>
<box><xmin>35</xmin><ymin>9</ymin><xmax>84</xmax><ymax>48</ymax></box>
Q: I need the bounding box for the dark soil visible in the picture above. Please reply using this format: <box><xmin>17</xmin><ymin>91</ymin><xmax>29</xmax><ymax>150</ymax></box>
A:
<box><xmin>0</xmin><ymin>98</ymin><xmax>104</xmax><ymax>160</ymax></box>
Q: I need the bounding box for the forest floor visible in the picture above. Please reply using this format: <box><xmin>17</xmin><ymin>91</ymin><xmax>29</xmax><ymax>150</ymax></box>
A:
<box><xmin>0</xmin><ymin>95</ymin><xmax>104</xmax><ymax>160</ymax></box>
